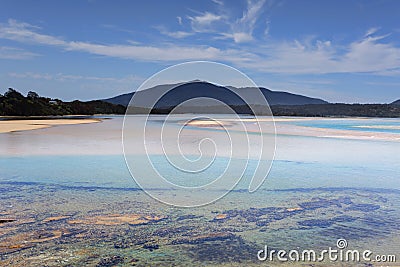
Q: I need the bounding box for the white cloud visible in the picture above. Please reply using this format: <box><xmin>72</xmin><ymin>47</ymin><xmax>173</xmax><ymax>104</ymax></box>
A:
<box><xmin>211</xmin><ymin>0</ymin><xmax>224</xmax><ymax>5</ymax></box>
<box><xmin>8</xmin><ymin>72</ymin><xmax>142</xmax><ymax>83</ymax></box>
<box><xmin>163</xmin><ymin>30</ymin><xmax>194</xmax><ymax>38</ymax></box>
<box><xmin>0</xmin><ymin>19</ymin><xmax>65</xmax><ymax>46</ymax></box>
<box><xmin>155</xmin><ymin>26</ymin><xmax>194</xmax><ymax>39</ymax></box>
<box><xmin>149</xmin><ymin>0</ymin><xmax>270</xmax><ymax>44</ymax></box>
<box><xmin>9</xmin><ymin>72</ymin><xmax>52</xmax><ymax>80</ymax></box>
<box><xmin>186</xmin><ymin>0</ymin><xmax>267</xmax><ymax>43</ymax></box>
<box><xmin>241</xmin><ymin>34</ymin><xmax>400</xmax><ymax>74</ymax></box>
<box><xmin>0</xmin><ymin>46</ymin><xmax>39</xmax><ymax>59</ymax></box>
<box><xmin>0</xmin><ymin>19</ymin><xmax>249</xmax><ymax>62</ymax></box>
<box><xmin>264</xmin><ymin>20</ymin><xmax>270</xmax><ymax>36</ymax></box>
<box><xmin>232</xmin><ymin>32</ymin><xmax>254</xmax><ymax>43</ymax></box>
<box><xmin>188</xmin><ymin>12</ymin><xmax>223</xmax><ymax>33</ymax></box>
<box><xmin>190</xmin><ymin>12</ymin><xmax>222</xmax><ymax>25</ymax></box>
<box><xmin>364</xmin><ymin>27</ymin><xmax>380</xmax><ymax>37</ymax></box>
<box><xmin>228</xmin><ymin>0</ymin><xmax>266</xmax><ymax>43</ymax></box>
<box><xmin>65</xmin><ymin>41</ymin><xmax>242</xmax><ymax>62</ymax></box>
<box><xmin>1</xmin><ymin>19</ymin><xmax>400</xmax><ymax>76</ymax></box>
<box><xmin>176</xmin><ymin>16</ymin><xmax>182</xmax><ymax>25</ymax></box>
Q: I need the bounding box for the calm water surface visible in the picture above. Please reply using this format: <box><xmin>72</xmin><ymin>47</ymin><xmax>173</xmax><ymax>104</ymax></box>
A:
<box><xmin>0</xmin><ymin>116</ymin><xmax>399</xmax><ymax>266</ymax></box>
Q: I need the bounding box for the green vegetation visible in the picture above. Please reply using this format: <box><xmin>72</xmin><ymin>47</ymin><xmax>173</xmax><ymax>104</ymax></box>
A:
<box><xmin>148</xmin><ymin>103</ymin><xmax>400</xmax><ymax>117</ymax></box>
<box><xmin>1</xmin><ymin>88</ymin><xmax>399</xmax><ymax>118</ymax></box>
<box><xmin>0</xmin><ymin>88</ymin><xmax>125</xmax><ymax>116</ymax></box>
<box><xmin>270</xmin><ymin>104</ymin><xmax>400</xmax><ymax>117</ymax></box>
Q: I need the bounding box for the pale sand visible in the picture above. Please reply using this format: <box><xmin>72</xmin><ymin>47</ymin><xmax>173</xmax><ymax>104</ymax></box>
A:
<box><xmin>186</xmin><ymin>120</ymin><xmax>224</xmax><ymax>126</ymax></box>
<box><xmin>0</xmin><ymin>119</ymin><xmax>102</xmax><ymax>133</ymax></box>
<box><xmin>185</xmin><ymin>117</ymin><xmax>371</xmax><ymax>124</ymax></box>
<box><xmin>185</xmin><ymin>120</ymin><xmax>234</xmax><ymax>127</ymax></box>
<box><xmin>1</xmin><ymin>117</ymin><xmax>399</xmax><ymax>156</ymax></box>
<box><xmin>275</xmin><ymin>124</ymin><xmax>400</xmax><ymax>141</ymax></box>
<box><xmin>182</xmin><ymin>117</ymin><xmax>400</xmax><ymax>142</ymax></box>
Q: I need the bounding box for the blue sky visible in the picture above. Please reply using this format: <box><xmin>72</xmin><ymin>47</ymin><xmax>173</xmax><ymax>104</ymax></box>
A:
<box><xmin>0</xmin><ymin>0</ymin><xmax>399</xmax><ymax>103</ymax></box>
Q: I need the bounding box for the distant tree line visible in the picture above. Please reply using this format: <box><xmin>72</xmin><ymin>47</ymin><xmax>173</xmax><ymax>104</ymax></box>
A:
<box><xmin>150</xmin><ymin>103</ymin><xmax>400</xmax><ymax>117</ymax></box>
<box><xmin>1</xmin><ymin>88</ymin><xmax>399</xmax><ymax>118</ymax></box>
<box><xmin>0</xmin><ymin>88</ymin><xmax>126</xmax><ymax>116</ymax></box>
<box><xmin>270</xmin><ymin>104</ymin><xmax>400</xmax><ymax>118</ymax></box>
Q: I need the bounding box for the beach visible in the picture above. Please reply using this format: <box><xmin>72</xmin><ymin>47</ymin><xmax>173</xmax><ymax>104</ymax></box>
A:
<box><xmin>0</xmin><ymin>118</ymin><xmax>102</xmax><ymax>133</ymax></box>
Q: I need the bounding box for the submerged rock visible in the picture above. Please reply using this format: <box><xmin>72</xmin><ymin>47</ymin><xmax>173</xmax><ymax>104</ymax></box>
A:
<box><xmin>0</xmin><ymin>217</ymin><xmax>35</xmax><ymax>226</ymax></box>
<box><xmin>299</xmin><ymin>219</ymin><xmax>334</xmax><ymax>228</ymax></box>
<box><xmin>43</xmin><ymin>215</ymin><xmax>70</xmax><ymax>222</ymax></box>
<box><xmin>299</xmin><ymin>196</ymin><xmax>352</xmax><ymax>210</ymax></box>
<box><xmin>183</xmin><ymin>234</ymin><xmax>258</xmax><ymax>264</ymax></box>
<box><xmin>0</xmin><ymin>229</ymin><xmax>65</xmax><ymax>254</ymax></box>
<box><xmin>299</xmin><ymin>215</ymin><xmax>357</xmax><ymax>229</ymax></box>
<box><xmin>171</xmin><ymin>232</ymin><xmax>235</xmax><ymax>245</ymax></box>
<box><xmin>346</xmin><ymin>204</ymin><xmax>380</xmax><ymax>212</ymax></box>
<box><xmin>221</xmin><ymin>206</ymin><xmax>304</xmax><ymax>226</ymax></box>
<box><xmin>95</xmin><ymin>255</ymin><xmax>124</xmax><ymax>267</ymax></box>
<box><xmin>152</xmin><ymin>225</ymin><xmax>193</xmax><ymax>238</ymax></box>
<box><xmin>177</xmin><ymin>214</ymin><xmax>200</xmax><ymax>221</ymax></box>
<box><xmin>143</xmin><ymin>244</ymin><xmax>160</xmax><ymax>251</ymax></box>
<box><xmin>255</xmin><ymin>220</ymin><xmax>269</xmax><ymax>227</ymax></box>
<box><xmin>0</xmin><ymin>218</ymin><xmax>16</xmax><ymax>224</ymax></box>
<box><xmin>0</xmin><ymin>226</ymin><xmax>17</xmax><ymax>237</ymax></box>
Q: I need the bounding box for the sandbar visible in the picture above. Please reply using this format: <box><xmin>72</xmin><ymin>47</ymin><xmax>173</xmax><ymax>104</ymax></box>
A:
<box><xmin>0</xmin><ymin>119</ymin><xmax>102</xmax><ymax>133</ymax></box>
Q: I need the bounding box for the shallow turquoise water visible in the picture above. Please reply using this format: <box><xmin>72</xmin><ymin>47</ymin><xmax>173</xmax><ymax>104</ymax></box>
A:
<box><xmin>0</xmin><ymin>152</ymin><xmax>399</xmax><ymax>191</ymax></box>
<box><xmin>1</xmin><ymin>116</ymin><xmax>400</xmax><ymax>191</ymax></box>
<box><xmin>287</xmin><ymin>118</ymin><xmax>400</xmax><ymax>134</ymax></box>
<box><xmin>0</xmin><ymin>116</ymin><xmax>399</xmax><ymax>266</ymax></box>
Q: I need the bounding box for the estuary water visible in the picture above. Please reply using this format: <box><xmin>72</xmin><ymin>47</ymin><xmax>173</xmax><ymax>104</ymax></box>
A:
<box><xmin>0</xmin><ymin>116</ymin><xmax>399</xmax><ymax>266</ymax></box>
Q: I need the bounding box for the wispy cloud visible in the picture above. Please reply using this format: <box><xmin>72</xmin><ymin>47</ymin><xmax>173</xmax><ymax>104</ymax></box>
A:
<box><xmin>8</xmin><ymin>72</ymin><xmax>142</xmax><ymax>83</ymax></box>
<box><xmin>185</xmin><ymin>0</ymin><xmax>268</xmax><ymax>43</ymax></box>
<box><xmin>155</xmin><ymin>25</ymin><xmax>194</xmax><ymax>39</ymax></box>
<box><xmin>211</xmin><ymin>0</ymin><xmax>224</xmax><ymax>5</ymax></box>
<box><xmin>364</xmin><ymin>27</ymin><xmax>380</xmax><ymax>37</ymax></box>
<box><xmin>1</xmin><ymin>19</ymin><xmax>400</xmax><ymax>76</ymax></box>
<box><xmin>0</xmin><ymin>19</ymin><xmax>65</xmax><ymax>45</ymax></box>
<box><xmin>0</xmin><ymin>19</ymin><xmax>250</xmax><ymax>62</ymax></box>
<box><xmin>0</xmin><ymin>46</ymin><xmax>39</xmax><ymax>59</ymax></box>
<box><xmin>176</xmin><ymin>16</ymin><xmax>183</xmax><ymax>25</ymax></box>
<box><xmin>364</xmin><ymin>81</ymin><xmax>400</xmax><ymax>86</ymax></box>
<box><xmin>231</xmin><ymin>0</ymin><xmax>266</xmax><ymax>43</ymax></box>
<box><xmin>162</xmin><ymin>30</ymin><xmax>194</xmax><ymax>38</ymax></box>
<box><xmin>240</xmin><ymin>33</ymin><xmax>400</xmax><ymax>75</ymax></box>
<box><xmin>263</xmin><ymin>20</ymin><xmax>270</xmax><ymax>37</ymax></box>
<box><xmin>188</xmin><ymin>12</ymin><xmax>223</xmax><ymax>32</ymax></box>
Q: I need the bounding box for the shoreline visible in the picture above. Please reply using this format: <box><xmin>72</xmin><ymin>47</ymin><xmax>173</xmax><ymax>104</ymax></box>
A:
<box><xmin>180</xmin><ymin>117</ymin><xmax>400</xmax><ymax>142</ymax></box>
<box><xmin>1</xmin><ymin>115</ymin><xmax>399</xmax><ymax>141</ymax></box>
<box><xmin>0</xmin><ymin>118</ymin><xmax>102</xmax><ymax>133</ymax></box>
<box><xmin>0</xmin><ymin>115</ymin><xmax>105</xmax><ymax>120</ymax></box>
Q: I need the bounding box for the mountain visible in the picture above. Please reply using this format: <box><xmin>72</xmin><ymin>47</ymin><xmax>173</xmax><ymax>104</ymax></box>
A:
<box><xmin>102</xmin><ymin>92</ymin><xmax>134</xmax><ymax>107</ymax></box>
<box><xmin>101</xmin><ymin>81</ymin><xmax>328</xmax><ymax>107</ymax></box>
<box><xmin>3</xmin><ymin>87</ymin><xmax>399</xmax><ymax>117</ymax></box>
